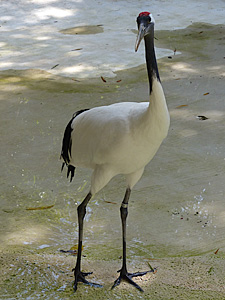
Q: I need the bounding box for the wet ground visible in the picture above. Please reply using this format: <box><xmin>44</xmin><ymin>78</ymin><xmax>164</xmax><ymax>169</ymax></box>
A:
<box><xmin>0</xmin><ymin>22</ymin><xmax>225</xmax><ymax>299</ymax></box>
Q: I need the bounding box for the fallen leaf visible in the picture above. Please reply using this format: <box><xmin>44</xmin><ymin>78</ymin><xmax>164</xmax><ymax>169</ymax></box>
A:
<box><xmin>71</xmin><ymin>48</ymin><xmax>83</xmax><ymax>51</ymax></box>
<box><xmin>70</xmin><ymin>245</ymin><xmax>83</xmax><ymax>251</ymax></box>
<box><xmin>176</xmin><ymin>104</ymin><xmax>188</xmax><ymax>109</ymax></box>
<box><xmin>104</xmin><ymin>200</ymin><xmax>117</xmax><ymax>205</ymax></box>
<box><xmin>116</xmin><ymin>80</ymin><xmax>122</xmax><ymax>83</ymax></box>
<box><xmin>101</xmin><ymin>76</ymin><xmax>107</xmax><ymax>83</ymax></box>
<box><xmin>214</xmin><ymin>248</ymin><xmax>219</xmax><ymax>255</ymax></box>
<box><xmin>26</xmin><ymin>205</ymin><xmax>54</xmax><ymax>211</ymax></box>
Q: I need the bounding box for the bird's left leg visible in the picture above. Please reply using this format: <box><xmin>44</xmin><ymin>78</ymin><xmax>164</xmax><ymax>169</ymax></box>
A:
<box><xmin>73</xmin><ymin>192</ymin><xmax>102</xmax><ymax>291</ymax></box>
<box><xmin>112</xmin><ymin>188</ymin><xmax>151</xmax><ymax>292</ymax></box>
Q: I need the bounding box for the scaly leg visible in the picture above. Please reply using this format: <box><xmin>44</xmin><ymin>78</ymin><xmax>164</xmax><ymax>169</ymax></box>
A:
<box><xmin>73</xmin><ymin>192</ymin><xmax>102</xmax><ymax>291</ymax></box>
<box><xmin>112</xmin><ymin>188</ymin><xmax>151</xmax><ymax>292</ymax></box>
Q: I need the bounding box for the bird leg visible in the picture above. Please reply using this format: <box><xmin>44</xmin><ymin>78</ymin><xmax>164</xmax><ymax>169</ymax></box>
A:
<box><xmin>111</xmin><ymin>188</ymin><xmax>149</xmax><ymax>292</ymax></box>
<box><xmin>73</xmin><ymin>192</ymin><xmax>103</xmax><ymax>292</ymax></box>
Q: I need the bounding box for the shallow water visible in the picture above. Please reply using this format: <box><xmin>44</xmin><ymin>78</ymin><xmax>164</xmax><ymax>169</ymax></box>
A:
<box><xmin>1</xmin><ymin>23</ymin><xmax>225</xmax><ymax>299</ymax></box>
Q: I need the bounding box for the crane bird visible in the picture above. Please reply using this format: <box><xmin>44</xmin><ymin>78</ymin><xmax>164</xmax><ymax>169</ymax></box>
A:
<box><xmin>61</xmin><ymin>11</ymin><xmax>170</xmax><ymax>292</ymax></box>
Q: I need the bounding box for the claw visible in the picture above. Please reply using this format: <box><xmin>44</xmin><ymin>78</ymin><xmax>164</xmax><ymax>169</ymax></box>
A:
<box><xmin>73</xmin><ymin>270</ymin><xmax>103</xmax><ymax>292</ymax></box>
<box><xmin>112</xmin><ymin>269</ymin><xmax>154</xmax><ymax>292</ymax></box>
<box><xmin>112</xmin><ymin>272</ymin><xmax>144</xmax><ymax>292</ymax></box>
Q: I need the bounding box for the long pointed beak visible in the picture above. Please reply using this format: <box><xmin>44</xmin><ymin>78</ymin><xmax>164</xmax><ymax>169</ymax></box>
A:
<box><xmin>135</xmin><ymin>24</ymin><xmax>145</xmax><ymax>52</ymax></box>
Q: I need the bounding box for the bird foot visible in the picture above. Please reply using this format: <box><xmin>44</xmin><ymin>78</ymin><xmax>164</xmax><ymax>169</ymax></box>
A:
<box><xmin>112</xmin><ymin>269</ymin><xmax>151</xmax><ymax>292</ymax></box>
<box><xmin>73</xmin><ymin>269</ymin><xmax>103</xmax><ymax>292</ymax></box>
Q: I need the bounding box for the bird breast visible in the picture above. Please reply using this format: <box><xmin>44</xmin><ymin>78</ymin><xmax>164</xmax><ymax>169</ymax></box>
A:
<box><xmin>70</xmin><ymin>98</ymin><xmax>169</xmax><ymax>175</ymax></box>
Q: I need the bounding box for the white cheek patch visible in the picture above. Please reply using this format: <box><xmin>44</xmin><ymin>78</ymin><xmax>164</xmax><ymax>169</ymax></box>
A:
<box><xmin>150</xmin><ymin>13</ymin><xmax>155</xmax><ymax>24</ymax></box>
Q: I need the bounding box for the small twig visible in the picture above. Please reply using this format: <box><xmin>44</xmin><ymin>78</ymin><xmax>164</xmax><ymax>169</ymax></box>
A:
<box><xmin>51</xmin><ymin>64</ymin><xmax>59</xmax><ymax>69</ymax></box>
<box><xmin>147</xmin><ymin>262</ymin><xmax>157</xmax><ymax>274</ymax></box>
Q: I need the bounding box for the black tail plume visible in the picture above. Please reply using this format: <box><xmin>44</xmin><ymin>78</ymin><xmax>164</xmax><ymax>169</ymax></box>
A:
<box><xmin>60</xmin><ymin>109</ymin><xmax>89</xmax><ymax>182</ymax></box>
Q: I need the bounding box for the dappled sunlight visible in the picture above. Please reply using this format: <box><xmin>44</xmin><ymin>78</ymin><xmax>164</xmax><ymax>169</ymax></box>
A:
<box><xmin>0</xmin><ymin>16</ymin><xmax>13</xmax><ymax>22</ymax></box>
<box><xmin>0</xmin><ymin>42</ymin><xmax>7</xmax><ymax>48</ymax></box>
<box><xmin>0</xmin><ymin>61</ymin><xmax>14</xmax><ymax>68</ymax></box>
<box><xmin>3</xmin><ymin>224</ymin><xmax>50</xmax><ymax>247</ymax></box>
<box><xmin>33</xmin><ymin>6</ymin><xmax>76</xmax><ymax>20</ymax></box>
<box><xmin>66</xmin><ymin>51</ymin><xmax>82</xmax><ymax>58</ymax></box>
<box><xmin>29</xmin><ymin>0</ymin><xmax>63</xmax><ymax>4</ymax></box>
<box><xmin>35</xmin><ymin>35</ymin><xmax>53</xmax><ymax>41</ymax></box>
<box><xmin>29</xmin><ymin>0</ymin><xmax>83</xmax><ymax>3</ymax></box>
<box><xmin>0</xmin><ymin>0</ymin><xmax>175</xmax><ymax>78</ymax></box>
<box><xmin>207</xmin><ymin>65</ymin><xmax>225</xmax><ymax>77</ymax></box>
<box><xmin>11</xmin><ymin>33</ymin><xmax>29</xmax><ymax>39</ymax></box>
<box><xmin>171</xmin><ymin>62</ymin><xmax>198</xmax><ymax>74</ymax></box>
<box><xmin>61</xmin><ymin>64</ymin><xmax>96</xmax><ymax>75</ymax></box>
<box><xmin>56</xmin><ymin>61</ymin><xmax>129</xmax><ymax>78</ymax></box>
<box><xmin>0</xmin><ymin>84</ymin><xmax>27</xmax><ymax>93</ymax></box>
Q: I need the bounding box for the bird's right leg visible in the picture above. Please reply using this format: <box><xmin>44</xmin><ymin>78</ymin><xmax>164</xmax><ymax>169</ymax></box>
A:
<box><xmin>73</xmin><ymin>192</ymin><xmax>102</xmax><ymax>292</ymax></box>
<box><xmin>112</xmin><ymin>187</ymin><xmax>151</xmax><ymax>292</ymax></box>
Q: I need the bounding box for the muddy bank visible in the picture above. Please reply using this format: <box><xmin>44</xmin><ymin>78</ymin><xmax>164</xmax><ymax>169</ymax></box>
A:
<box><xmin>0</xmin><ymin>23</ymin><xmax>225</xmax><ymax>299</ymax></box>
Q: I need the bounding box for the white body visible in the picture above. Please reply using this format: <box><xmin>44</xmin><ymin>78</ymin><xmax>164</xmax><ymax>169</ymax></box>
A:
<box><xmin>70</xmin><ymin>78</ymin><xmax>170</xmax><ymax>195</ymax></box>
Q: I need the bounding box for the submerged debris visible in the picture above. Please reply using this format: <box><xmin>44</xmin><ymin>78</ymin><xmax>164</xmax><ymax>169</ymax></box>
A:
<box><xmin>176</xmin><ymin>104</ymin><xmax>188</xmax><ymax>109</ymax></box>
<box><xmin>51</xmin><ymin>64</ymin><xmax>59</xmax><ymax>70</ymax></box>
<box><xmin>214</xmin><ymin>248</ymin><xmax>220</xmax><ymax>255</ymax></box>
<box><xmin>26</xmin><ymin>205</ymin><xmax>54</xmax><ymax>210</ymax></box>
<box><xmin>101</xmin><ymin>76</ymin><xmax>107</xmax><ymax>83</ymax></box>
<box><xmin>197</xmin><ymin>115</ymin><xmax>209</xmax><ymax>120</ymax></box>
<box><xmin>60</xmin><ymin>245</ymin><xmax>83</xmax><ymax>256</ymax></box>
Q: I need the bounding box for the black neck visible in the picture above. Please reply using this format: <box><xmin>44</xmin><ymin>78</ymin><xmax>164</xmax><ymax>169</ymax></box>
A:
<box><xmin>144</xmin><ymin>28</ymin><xmax>160</xmax><ymax>94</ymax></box>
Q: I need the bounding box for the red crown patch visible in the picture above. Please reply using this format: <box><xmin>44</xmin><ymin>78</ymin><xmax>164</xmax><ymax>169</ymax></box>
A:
<box><xmin>139</xmin><ymin>12</ymin><xmax>150</xmax><ymax>17</ymax></box>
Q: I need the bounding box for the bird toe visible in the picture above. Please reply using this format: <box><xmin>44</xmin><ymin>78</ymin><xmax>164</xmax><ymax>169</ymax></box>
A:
<box><xmin>73</xmin><ymin>270</ymin><xmax>103</xmax><ymax>292</ymax></box>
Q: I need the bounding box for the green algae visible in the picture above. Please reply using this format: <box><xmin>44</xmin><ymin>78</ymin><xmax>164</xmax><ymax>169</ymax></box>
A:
<box><xmin>155</xmin><ymin>22</ymin><xmax>225</xmax><ymax>61</ymax></box>
<box><xmin>0</xmin><ymin>69</ymin><xmax>117</xmax><ymax>94</ymax></box>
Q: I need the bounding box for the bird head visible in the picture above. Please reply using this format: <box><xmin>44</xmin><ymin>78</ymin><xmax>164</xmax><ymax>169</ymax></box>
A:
<box><xmin>135</xmin><ymin>11</ymin><xmax>155</xmax><ymax>52</ymax></box>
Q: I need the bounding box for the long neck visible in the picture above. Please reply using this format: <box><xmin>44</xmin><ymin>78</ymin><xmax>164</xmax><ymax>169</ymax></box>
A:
<box><xmin>143</xmin><ymin>28</ymin><xmax>170</xmax><ymax>136</ymax></box>
<box><xmin>144</xmin><ymin>27</ymin><xmax>160</xmax><ymax>94</ymax></box>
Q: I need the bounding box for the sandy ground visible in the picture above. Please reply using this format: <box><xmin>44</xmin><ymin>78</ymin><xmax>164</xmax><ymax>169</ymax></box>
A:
<box><xmin>0</xmin><ymin>14</ymin><xmax>225</xmax><ymax>300</ymax></box>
